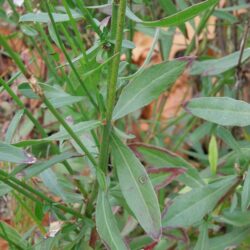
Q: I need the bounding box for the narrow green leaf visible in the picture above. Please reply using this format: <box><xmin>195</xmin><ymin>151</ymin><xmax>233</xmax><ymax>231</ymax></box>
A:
<box><xmin>113</xmin><ymin>60</ymin><xmax>186</xmax><ymax>120</ymax></box>
<box><xmin>0</xmin><ymin>141</ymin><xmax>36</xmax><ymax>164</ymax></box>
<box><xmin>48</xmin><ymin>120</ymin><xmax>101</xmax><ymax>140</ymax></box>
<box><xmin>127</xmin><ymin>0</ymin><xmax>218</xmax><ymax>27</ymax></box>
<box><xmin>0</xmin><ymin>221</ymin><xmax>30</xmax><ymax>249</ymax></box>
<box><xmin>215</xmin><ymin>211</ymin><xmax>250</xmax><ymax>227</ymax></box>
<box><xmin>5</xmin><ymin>109</ymin><xmax>24</xmax><ymax>143</ymax></box>
<box><xmin>191</xmin><ymin>48</ymin><xmax>250</xmax><ymax>76</ymax></box>
<box><xmin>96</xmin><ymin>190</ymin><xmax>128</xmax><ymax>250</ymax></box>
<box><xmin>208</xmin><ymin>135</ymin><xmax>218</xmax><ymax>175</ymax></box>
<box><xmin>209</xmin><ymin>227</ymin><xmax>250</xmax><ymax>250</ymax></box>
<box><xmin>138</xmin><ymin>146</ymin><xmax>204</xmax><ymax>188</ymax></box>
<box><xmin>194</xmin><ymin>222</ymin><xmax>209</xmax><ymax>250</ymax></box>
<box><xmin>24</xmin><ymin>152</ymin><xmax>78</xmax><ymax>178</ymax></box>
<box><xmin>186</xmin><ymin>97</ymin><xmax>250</xmax><ymax>127</ymax></box>
<box><xmin>20</xmin><ymin>12</ymin><xmax>82</xmax><ymax>23</ymax></box>
<box><xmin>242</xmin><ymin>168</ymin><xmax>250</xmax><ymax>211</ymax></box>
<box><xmin>20</xmin><ymin>24</ymin><xmax>38</xmax><ymax>36</ymax></box>
<box><xmin>111</xmin><ymin>134</ymin><xmax>162</xmax><ymax>240</ymax></box>
<box><xmin>162</xmin><ymin>176</ymin><xmax>238</xmax><ymax>228</ymax></box>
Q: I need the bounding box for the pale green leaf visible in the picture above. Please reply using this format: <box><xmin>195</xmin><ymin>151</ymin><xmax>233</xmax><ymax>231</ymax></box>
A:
<box><xmin>24</xmin><ymin>152</ymin><xmax>78</xmax><ymax>178</ymax></box>
<box><xmin>0</xmin><ymin>141</ymin><xmax>36</xmax><ymax>164</ymax></box>
<box><xmin>111</xmin><ymin>134</ymin><xmax>162</xmax><ymax>240</ymax></box>
<box><xmin>191</xmin><ymin>48</ymin><xmax>250</xmax><ymax>76</ymax></box>
<box><xmin>20</xmin><ymin>12</ymin><xmax>82</xmax><ymax>23</ymax></box>
<box><xmin>186</xmin><ymin>97</ymin><xmax>250</xmax><ymax>127</ymax></box>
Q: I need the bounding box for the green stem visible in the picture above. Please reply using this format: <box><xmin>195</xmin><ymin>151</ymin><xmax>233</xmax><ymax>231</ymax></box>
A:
<box><xmin>98</xmin><ymin>0</ymin><xmax>127</xmax><ymax>173</ymax></box>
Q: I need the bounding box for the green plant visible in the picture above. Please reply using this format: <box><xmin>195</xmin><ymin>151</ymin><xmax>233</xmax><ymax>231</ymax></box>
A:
<box><xmin>0</xmin><ymin>0</ymin><xmax>250</xmax><ymax>249</ymax></box>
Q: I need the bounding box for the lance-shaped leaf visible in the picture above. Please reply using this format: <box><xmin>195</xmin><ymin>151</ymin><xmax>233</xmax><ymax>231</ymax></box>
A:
<box><xmin>191</xmin><ymin>48</ymin><xmax>250</xmax><ymax>76</ymax></box>
<box><xmin>111</xmin><ymin>134</ymin><xmax>162</xmax><ymax>240</ymax></box>
<box><xmin>138</xmin><ymin>146</ymin><xmax>204</xmax><ymax>188</ymax></box>
<box><xmin>20</xmin><ymin>12</ymin><xmax>82</xmax><ymax>23</ymax></box>
<box><xmin>162</xmin><ymin>175</ymin><xmax>238</xmax><ymax>228</ymax></box>
<box><xmin>186</xmin><ymin>97</ymin><xmax>250</xmax><ymax>127</ymax></box>
<box><xmin>96</xmin><ymin>190</ymin><xmax>128</xmax><ymax>250</ymax></box>
<box><xmin>0</xmin><ymin>141</ymin><xmax>36</xmax><ymax>164</ymax></box>
<box><xmin>215</xmin><ymin>211</ymin><xmax>250</xmax><ymax>227</ymax></box>
<box><xmin>112</xmin><ymin>60</ymin><xmax>186</xmax><ymax>120</ymax></box>
<box><xmin>127</xmin><ymin>0</ymin><xmax>218</xmax><ymax>27</ymax></box>
<box><xmin>208</xmin><ymin>227</ymin><xmax>250</xmax><ymax>250</ymax></box>
<box><xmin>14</xmin><ymin>120</ymin><xmax>101</xmax><ymax>147</ymax></box>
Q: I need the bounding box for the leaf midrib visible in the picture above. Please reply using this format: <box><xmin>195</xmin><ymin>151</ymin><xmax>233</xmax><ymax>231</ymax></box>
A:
<box><xmin>166</xmin><ymin>178</ymin><xmax>235</xmax><ymax>226</ymax></box>
<box><xmin>113</xmin><ymin>63</ymin><xmax>184</xmax><ymax>119</ymax></box>
<box><xmin>112</xmin><ymin>136</ymin><xmax>156</xmax><ymax>229</ymax></box>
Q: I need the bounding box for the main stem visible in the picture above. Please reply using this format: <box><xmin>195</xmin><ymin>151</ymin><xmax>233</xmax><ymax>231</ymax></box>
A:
<box><xmin>98</xmin><ymin>0</ymin><xmax>127</xmax><ymax>172</ymax></box>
